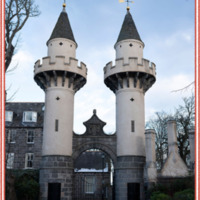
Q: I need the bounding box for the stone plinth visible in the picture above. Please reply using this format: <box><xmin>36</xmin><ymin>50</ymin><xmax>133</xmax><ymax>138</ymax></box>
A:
<box><xmin>40</xmin><ymin>155</ymin><xmax>73</xmax><ymax>200</ymax></box>
<box><xmin>115</xmin><ymin>156</ymin><xmax>145</xmax><ymax>200</ymax></box>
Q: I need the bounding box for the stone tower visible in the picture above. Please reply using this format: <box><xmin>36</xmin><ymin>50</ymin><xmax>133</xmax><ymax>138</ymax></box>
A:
<box><xmin>34</xmin><ymin>4</ymin><xmax>87</xmax><ymax>200</ymax></box>
<box><xmin>104</xmin><ymin>8</ymin><xmax>156</xmax><ymax>200</ymax></box>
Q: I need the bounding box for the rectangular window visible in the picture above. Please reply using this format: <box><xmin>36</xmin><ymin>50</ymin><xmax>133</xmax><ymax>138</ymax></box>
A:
<box><xmin>8</xmin><ymin>130</ymin><xmax>16</xmax><ymax>143</ymax></box>
<box><xmin>131</xmin><ymin>120</ymin><xmax>135</xmax><ymax>132</ymax></box>
<box><xmin>23</xmin><ymin>111</ymin><xmax>37</xmax><ymax>122</ymax></box>
<box><xmin>5</xmin><ymin>111</ymin><xmax>13</xmax><ymax>122</ymax></box>
<box><xmin>27</xmin><ymin>130</ymin><xmax>35</xmax><ymax>143</ymax></box>
<box><xmin>55</xmin><ymin>120</ymin><xmax>59</xmax><ymax>132</ymax></box>
<box><xmin>6</xmin><ymin>153</ymin><xmax>14</xmax><ymax>169</ymax></box>
<box><xmin>25</xmin><ymin>153</ymin><xmax>34</xmax><ymax>168</ymax></box>
<box><xmin>85</xmin><ymin>176</ymin><xmax>95</xmax><ymax>194</ymax></box>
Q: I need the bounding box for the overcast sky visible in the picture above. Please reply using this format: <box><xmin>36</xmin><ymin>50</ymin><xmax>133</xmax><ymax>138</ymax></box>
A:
<box><xmin>6</xmin><ymin>0</ymin><xmax>194</xmax><ymax>133</ymax></box>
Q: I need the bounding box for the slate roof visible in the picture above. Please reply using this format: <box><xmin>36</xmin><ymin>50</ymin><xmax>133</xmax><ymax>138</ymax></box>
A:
<box><xmin>5</xmin><ymin>102</ymin><xmax>44</xmax><ymax>128</ymax></box>
<box><xmin>47</xmin><ymin>10</ymin><xmax>77</xmax><ymax>45</ymax></box>
<box><xmin>116</xmin><ymin>10</ymin><xmax>142</xmax><ymax>44</ymax></box>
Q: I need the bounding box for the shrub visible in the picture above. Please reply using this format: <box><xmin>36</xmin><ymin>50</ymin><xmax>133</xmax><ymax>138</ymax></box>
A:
<box><xmin>15</xmin><ymin>173</ymin><xmax>39</xmax><ymax>200</ymax></box>
<box><xmin>173</xmin><ymin>189</ymin><xmax>194</xmax><ymax>200</ymax></box>
<box><xmin>170</xmin><ymin>178</ymin><xmax>194</xmax><ymax>193</ymax></box>
<box><xmin>150</xmin><ymin>191</ymin><xmax>172</xmax><ymax>200</ymax></box>
<box><xmin>149</xmin><ymin>184</ymin><xmax>169</xmax><ymax>194</ymax></box>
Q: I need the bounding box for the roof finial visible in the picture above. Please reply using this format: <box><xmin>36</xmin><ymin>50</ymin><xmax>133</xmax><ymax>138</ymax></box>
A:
<box><xmin>119</xmin><ymin>0</ymin><xmax>134</xmax><ymax>11</ymax></box>
<box><xmin>63</xmin><ymin>0</ymin><xmax>66</xmax><ymax>11</ymax></box>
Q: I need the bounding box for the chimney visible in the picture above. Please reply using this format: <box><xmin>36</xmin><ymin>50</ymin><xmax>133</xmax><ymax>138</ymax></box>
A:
<box><xmin>189</xmin><ymin>128</ymin><xmax>195</xmax><ymax>171</ymax></box>
<box><xmin>145</xmin><ymin>129</ymin><xmax>157</xmax><ymax>184</ymax></box>
<box><xmin>167</xmin><ymin>119</ymin><xmax>178</xmax><ymax>154</ymax></box>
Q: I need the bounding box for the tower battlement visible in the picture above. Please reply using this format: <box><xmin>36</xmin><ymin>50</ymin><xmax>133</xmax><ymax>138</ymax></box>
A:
<box><xmin>34</xmin><ymin>56</ymin><xmax>87</xmax><ymax>92</ymax></box>
<box><xmin>104</xmin><ymin>57</ymin><xmax>156</xmax><ymax>78</ymax></box>
<box><xmin>34</xmin><ymin>56</ymin><xmax>87</xmax><ymax>78</ymax></box>
<box><xmin>104</xmin><ymin>57</ymin><xmax>156</xmax><ymax>93</ymax></box>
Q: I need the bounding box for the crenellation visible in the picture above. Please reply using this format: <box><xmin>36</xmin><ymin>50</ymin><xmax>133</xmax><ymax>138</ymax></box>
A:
<box><xmin>128</xmin><ymin>57</ymin><xmax>139</xmax><ymax>65</ymax></box>
<box><xmin>34</xmin><ymin>56</ymin><xmax>86</xmax><ymax>70</ymax></box>
<box><xmin>142</xmin><ymin>58</ymin><xmax>150</xmax><ymax>66</ymax></box>
<box><xmin>104</xmin><ymin>57</ymin><xmax>156</xmax><ymax>84</ymax></box>
<box><xmin>34</xmin><ymin>56</ymin><xmax>87</xmax><ymax>80</ymax></box>
<box><xmin>104</xmin><ymin>57</ymin><xmax>156</xmax><ymax>72</ymax></box>
<box><xmin>80</xmin><ymin>61</ymin><xmax>85</xmax><ymax>67</ymax></box>
<box><xmin>106</xmin><ymin>61</ymin><xmax>113</xmax><ymax>68</ymax></box>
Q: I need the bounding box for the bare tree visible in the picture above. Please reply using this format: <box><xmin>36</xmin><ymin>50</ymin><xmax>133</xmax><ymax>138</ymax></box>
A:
<box><xmin>146</xmin><ymin>94</ymin><xmax>195</xmax><ymax>168</ymax></box>
<box><xmin>175</xmin><ymin>94</ymin><xmax>195</xmax><ymax>164</ymax></box>
<box><xmin>171</xmin><ymin>81</ymin><xmax>194</xmax><ymax>93</ymax></box>
<box><xmin>5</xmin><ymin>0</ymin><xmax>40</xmax><ymax>72</ymax></box>
<box><xmin>146</xmin><ymin>112</ymin><xmax>170</xmax><ymax>169</ymax></box>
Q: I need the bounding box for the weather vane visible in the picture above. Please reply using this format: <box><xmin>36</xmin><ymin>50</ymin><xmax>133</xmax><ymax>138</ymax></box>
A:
<box><xmin>119</xmin><ymin>0</ymin><xmax>134</xmax><ymax>11</ymax></box>
<box><xmin>63</xmin><ymin>0</ymin><xmax>66</xmax><ymax>8</ymax></box>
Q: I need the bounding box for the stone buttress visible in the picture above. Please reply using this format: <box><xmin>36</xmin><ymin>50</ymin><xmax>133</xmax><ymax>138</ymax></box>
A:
<box><xmin>104</xmin><ymin>8</ymin><xmax>156</xmax><ymax>200</ymax></box>
<box><xmin>34</xmin><ymin>5</ymin><xmax>87</xmax><ymax>200</ymax></box>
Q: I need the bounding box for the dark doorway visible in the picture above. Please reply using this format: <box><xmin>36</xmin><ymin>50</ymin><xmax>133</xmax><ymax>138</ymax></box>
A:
<box><xmin>48</xmin><ymin>183</ymin><xmax>61</xmax><ymax>200</ymax></box>
<box><xmin>127</xmin><ymin>183</ymin><xmax>140</xmax><ymax>200</ymax></box>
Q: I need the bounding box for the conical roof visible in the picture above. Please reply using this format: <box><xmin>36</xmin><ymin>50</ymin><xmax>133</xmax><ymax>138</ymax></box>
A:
<box><xmin>116</xmin><ymin>10</ymin><xmax>142</xmax><ymax>44</ymax></box>
<box><xmin>47</xmin><ymin>10</ymin><xmax>77</xmax><ymax>45</ymax></box>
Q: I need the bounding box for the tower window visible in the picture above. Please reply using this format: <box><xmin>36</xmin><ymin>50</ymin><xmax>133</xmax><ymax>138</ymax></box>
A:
<box><xmin>131</xmin><ymin>120</ymin><xmax>135</xmax><ymax>132</ymax></box>
<box><xmin>129</xmin><ymin>43</ymin><xmax>133</xmax><ymax>47</ymax></box>
<box><xmin>59</xmin><ymin>42</ymin><xmax>63</xmax><ymax>46</ymax></box>
<box><xmin>55</xmin><ymin>119</ymin><xmax>59</xmax><ymax>132</ymax></box>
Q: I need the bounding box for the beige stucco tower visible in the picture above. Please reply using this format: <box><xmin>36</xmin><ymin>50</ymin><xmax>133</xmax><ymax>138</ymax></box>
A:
<box><xmin>104</xmin><ymin>8</ymin><xmax>156</xmax><ymax>200</ymax></box>
<box><xmin>34</xmin><ymin>4</ymin><xmax>87</xmax><ymax>200</ymax></box>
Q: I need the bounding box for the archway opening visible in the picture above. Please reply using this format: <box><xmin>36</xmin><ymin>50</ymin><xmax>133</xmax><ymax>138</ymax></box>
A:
<box><xmin>73</xmin><ymin>148</ymin><xmax>114</xmax><ymax>200</ymax></box>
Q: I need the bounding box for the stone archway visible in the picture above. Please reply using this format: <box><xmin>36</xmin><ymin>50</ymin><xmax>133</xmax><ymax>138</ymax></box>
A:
<box><xmin>72</xmin><ymin>142</ymin><xmax>117</xmax><ymax>165</ymax></box>
<box><xmin>72</xmin><ymin>111</ymin><xmax>117</xmax><ymax>199</ymax></box>
<box><xmin>72</xmin><ymin>146</ymin><xmax>115</xmax><ymax>200</ymax></box>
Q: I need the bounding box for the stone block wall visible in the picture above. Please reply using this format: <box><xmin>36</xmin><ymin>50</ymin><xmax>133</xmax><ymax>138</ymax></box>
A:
<box><xmin>40</xmin><ymin>155</ymin><xmax>73</xmax><ymax>200</ymax></box>
<box><xmin>73</xmin><ymin>172</ymin><xmax>111</xmax><ymax>200</ymax></box>
<box><xmin>115</xmin><ymin>156</ymin><xmax>145</xmax><ymax>200</ymax></box>
<box><xmin>6</xmin><ymin>128</ymin><xmax>43</xmax><ymax>169</ymax></box>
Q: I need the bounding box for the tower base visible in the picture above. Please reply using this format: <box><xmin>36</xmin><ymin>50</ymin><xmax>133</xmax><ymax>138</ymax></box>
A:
<box><xmin>39</xmin><ymin>155</ymin><xmax>73</xmax><ymax>200</ymax></box>
<box><xmin>115</xmin><ymin>156</ymin><xmax>145</xmax><ymax>200</ymax></box>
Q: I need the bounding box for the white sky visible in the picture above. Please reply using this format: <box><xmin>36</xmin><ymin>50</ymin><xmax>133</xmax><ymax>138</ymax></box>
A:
<box><xmin>6</xmin><ymin>0</ymin><xmax>195</xmax><ymax>133</ymax></box>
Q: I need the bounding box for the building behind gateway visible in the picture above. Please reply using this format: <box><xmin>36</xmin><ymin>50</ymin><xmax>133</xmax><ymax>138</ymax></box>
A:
<box><xmin>5</xmin><ymin>3</ymin><xmax>194</xmax><ymax>200</ymax></box>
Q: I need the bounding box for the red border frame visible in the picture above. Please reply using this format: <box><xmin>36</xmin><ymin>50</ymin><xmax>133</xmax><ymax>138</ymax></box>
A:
<box><xmin>0</xmin><ymin>1</ymin><xmax>199</xmax><ymax>200</ymax></box>
<box><xmin>0</xmin><ymin>0</ymin><xmax>5</xmax><ymax>199</ymax></box>
<box><xmin>195</xmin><ymin>0</ymin><xmax>200</xmax><ymax>199</ymax></box>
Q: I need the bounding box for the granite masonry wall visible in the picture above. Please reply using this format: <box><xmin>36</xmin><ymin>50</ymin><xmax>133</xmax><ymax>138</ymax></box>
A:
<box><xmin>40</xmin><ymin>156</ymin><xmax>73</xmax><ymax>200</ymax></box>
<box><xmin>115</xmin><ymin>156</ymin><xmax>145</xmax><ymax>200</ymax></box>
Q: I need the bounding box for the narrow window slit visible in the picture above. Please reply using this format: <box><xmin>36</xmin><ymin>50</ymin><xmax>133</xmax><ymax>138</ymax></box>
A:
<box><xmin>131</xmin><ymin>120</ymin><xmax>135</xmax><ymax>132</ymax></box>
<box><xmin>55</xmin><ymin>119</ymin><xmax>59</xmax><ymax>132</ymax></box>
